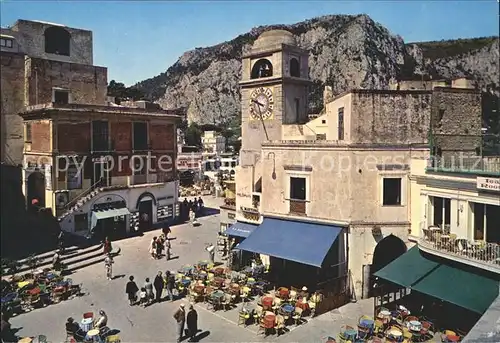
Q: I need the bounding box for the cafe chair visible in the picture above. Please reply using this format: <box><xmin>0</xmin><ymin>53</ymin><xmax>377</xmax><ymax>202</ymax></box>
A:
<box><xmin>238</xmin><ymin>309</ymin><xmax>250</xmax><ymax>327</ymax></box>
<box><xmin>293</xmin><ymin>307</ymin><xmax>303</xmax><ymax>325</ymax></box>
<box><xmin>106</xmin><ymin>335</ymin><xmax>121</xmax><ymax>343</ymax></box>
<box><xmin>374</xmin><ymin>320</ymin><xmax>385</xmax><ymax>338</ymax></box>
<box><xmin>253</xmin><ymin>307</ymin><xmax>263</xmax><ymax>324</ymax></box>
<box><xmin>221</xmin><ymin>293</ymin><xmax>232</xmax><ymax>311</ymax></box>
<box><xmin>276</xmin><ymin>314</ymin><xmax>286</xmax><ymax>336</ymax></box>
<box><xmin>272</xmin><ymin>297</ymin><xmax>282</xmax><ymax>312</ymax></box>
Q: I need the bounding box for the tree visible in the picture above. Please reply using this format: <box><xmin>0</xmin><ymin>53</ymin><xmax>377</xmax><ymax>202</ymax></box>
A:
<box><xmin>185</xmin><ymin>122</ymin><xmax>202</xmax><ymax>147</ymax></box>
<box><xmin>107</xmin><ymin>80</ymin><xmax>146</xmax><ymax>104</ymax></box>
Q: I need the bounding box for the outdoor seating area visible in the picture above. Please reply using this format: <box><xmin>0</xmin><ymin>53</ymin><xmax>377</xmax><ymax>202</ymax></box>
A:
<box><xmin>332</xmin><ymin>306</ymin><xmax>468</xmax><ymax>343</ymax></box>
<box><xmin>421</xmin><ymin>226</ymin><xmax>500</xmax><ymax>265</ymax></box>
<box><xmin>65</xmin><ymin>311</ymin><xmax>121</xmax><ymax>343</ymax></box>
<box><xmin>1</xmin><ymin>268</ymin><xmax>82</xmax><ymax>317</ymax></box>
<box><xmin>175</xmin><ymin>260</ymin><xmax>324</xmax><ymax>336</ymax></box>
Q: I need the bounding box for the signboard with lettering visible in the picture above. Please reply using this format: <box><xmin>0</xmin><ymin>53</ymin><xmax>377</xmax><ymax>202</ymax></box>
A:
<box><xmin>477</xmin><ymin>177</ymin><xmax>500</xmax><ymax>192</ymax></box>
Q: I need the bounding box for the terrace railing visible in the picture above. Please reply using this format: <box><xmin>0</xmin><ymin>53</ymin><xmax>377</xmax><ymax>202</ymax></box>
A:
<box><xmin>418</xmin><ymin>223</ymin><xmax>500</xmax><ymax>274</ymax></box>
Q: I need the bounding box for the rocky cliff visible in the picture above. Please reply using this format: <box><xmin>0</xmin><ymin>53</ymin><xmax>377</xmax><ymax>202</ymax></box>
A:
<box><xmin>134</xmin><ymin>14</ymin><xmax>499</xmax><ymax>125</ymax></box>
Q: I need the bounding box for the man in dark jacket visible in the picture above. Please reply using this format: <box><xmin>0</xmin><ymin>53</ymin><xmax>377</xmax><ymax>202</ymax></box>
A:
<box><xmin>153</xmin><ymin>271</ymin><xmax>164</xmax><ymax>303</ymax></box>
<box><xmin>166</xmin><ymin>271</ymin><xmax>176</xmax><ymax>302</ymax></box>
<box><xmin>186</xmin><ymin>303</ymin><xmax>198</xmax><ymax>342</ymax></box>
<box><xmin>125</xmin><ymin>276</ymin><xmax>139</xmax><ymax>305</ymax></box>
<box><xmin>173</xmin><ymin>303</ymin><xmax>186</xmax><ymax>343</ymax></box>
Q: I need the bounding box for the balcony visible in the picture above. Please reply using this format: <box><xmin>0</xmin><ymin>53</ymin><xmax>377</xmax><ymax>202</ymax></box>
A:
<box><xmin>221</xmin><ymin>197</ymin><xmax>236</xmax><ymax>211</ymax></box>
<box><xmin>426</xmin><ymin>156</ymin><xmax>500</xmax><ymax>176</ymax></box>
<box><xmin>418</xmin><ymin>222</ymin><xmax>500</xmax><ymax>273</ymax></box>
<box><xmin>289</xmin><ymin>199</ymin><xmax>306</xmax><ymax>215</ymax></box>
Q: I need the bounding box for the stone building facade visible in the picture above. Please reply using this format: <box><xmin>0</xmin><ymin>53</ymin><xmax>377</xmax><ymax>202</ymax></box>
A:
<box><xmin>222</xmin><ymin>29</ymin><xmax>484</xmax><ymax>299</ymax></box>
<box><xmin>1</xmin><ymin>19</ymin><xmax>181</xmax><ymax>240</ymax></box>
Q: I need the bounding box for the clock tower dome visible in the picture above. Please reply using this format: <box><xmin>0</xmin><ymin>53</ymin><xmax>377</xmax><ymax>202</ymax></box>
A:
<box><xmin>239</xmin><ymin>30</ymin><xmax>312</xmax><ymax>155</ymax></box>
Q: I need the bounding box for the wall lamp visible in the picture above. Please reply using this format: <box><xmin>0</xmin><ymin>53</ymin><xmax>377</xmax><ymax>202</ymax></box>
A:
<box><xmin>267</xmin><ymin>152</ymin><xmax>276</xmax><ymax>180</ymax></box>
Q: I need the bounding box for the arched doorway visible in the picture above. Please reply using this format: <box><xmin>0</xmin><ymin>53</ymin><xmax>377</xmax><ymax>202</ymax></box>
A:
<box><xmin>27</xmin><ymin>171</ymin><xmax>46</xmax><ymax>210</ymax></box>
<box><xmin>370</xmin><ymin>234</ymin><xmax>407</xmax><ymax>296</ymax></box>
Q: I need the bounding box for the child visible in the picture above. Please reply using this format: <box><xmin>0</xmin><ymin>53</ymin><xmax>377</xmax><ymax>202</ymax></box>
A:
<box><xmin>139</xmin><ymin>287</ymin><xmax>148</xmax><ymax>307</ymax></box>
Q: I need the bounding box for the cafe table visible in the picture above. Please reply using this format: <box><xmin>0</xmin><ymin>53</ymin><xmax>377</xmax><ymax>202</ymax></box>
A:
<box><xmin>80</xmin><ymin>317</ymin><xmax>94</xmax><ymax>332</ymax></box>
<box><xmin>280</xmin><ymin>303</ymin><xmax>294</xmax><ymax>315</ymax></box>
<box><xmin>86</xmin><ymin>329</ymin><xmax>103</xmax><ymax>343</ymax></box>
<box><xmin>408</xmin><ymin>320</ymin><xmax>422</xmax><ymax>332</ymax></box>
<box><xmin>197</xmin><ymin>260</ymin><xmax>209</xmax><ymax>269</ymax></box>
<box><xmin>261</xmin><ymin>296</ymin><xmax>274</xmax><ymax>309</ymax></box>
<box><xmin>180</xmin><ymin>265</ymin><xmax>194</xmax><ymax>275</ymax></box>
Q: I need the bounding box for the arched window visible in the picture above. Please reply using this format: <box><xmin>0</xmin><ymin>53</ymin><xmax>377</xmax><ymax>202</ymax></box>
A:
<box><xmin>44</xmin><ymin>27</ymin><xmax>70</xmax><ymax>56</ymax></box>
<box><xmin>251</xmin><ymin>59</ymin><xmax>273</xmax><ymax>79</ymax></box>
<box><xmin>290</xmin><ymin>58</ymin><xmax>300</xmax><ymax>77</ymax></box>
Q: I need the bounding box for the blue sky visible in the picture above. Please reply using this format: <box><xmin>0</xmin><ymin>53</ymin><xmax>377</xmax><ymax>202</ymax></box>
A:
<box><xmin>1</xmin><ymin>1</ymin><xmax>498</xmax><ymax>86</ymax></box>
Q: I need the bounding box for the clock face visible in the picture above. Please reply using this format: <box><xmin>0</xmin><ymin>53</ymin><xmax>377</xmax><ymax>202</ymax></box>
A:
<box><xmin>249</xmin><ymin>87</ymin><xmax>274</xmax><ymax>120</ymax></box>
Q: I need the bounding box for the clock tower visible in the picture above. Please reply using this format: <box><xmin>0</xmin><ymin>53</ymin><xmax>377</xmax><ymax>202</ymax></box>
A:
<box><xmin>239</xmin><ymin>30</ymin><xmax>312</xmax><ymax>155</ymax></box>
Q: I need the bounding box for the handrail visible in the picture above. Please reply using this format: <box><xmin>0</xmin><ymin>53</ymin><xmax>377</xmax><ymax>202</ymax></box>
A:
<box><xmin>62</xmin><ymin>179</ymin><xmax>103</xmax><ymax>212</ymax></box>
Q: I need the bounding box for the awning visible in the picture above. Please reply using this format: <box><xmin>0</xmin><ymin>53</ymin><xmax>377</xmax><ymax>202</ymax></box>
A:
<box><xmin>225</xmin><ymin>222</ymin><xmax>257</xmax><ymax>238</ymax></box>
<box><xmin>236</xmin><ymin>218</ymin><xmax>343</xmax><ymax>268</ymax></box>
<box><xmin>91</xmin><ymin>208</ymin><xmax>130</xmax><ymax>228</ymax></box>
<box><xmin>374</xmin><ymin>246</ymin><xmax>500</xmax><ymax>314</ymax></box>
<box><xmin>411</xmin><ymin>264</ymin><xmax>500</xmax><ymax>314</ymax></box>
<box><xmin>374</xmin><ymin>246</ymin><xmax>440</xmax><ymax>288</ymax></box>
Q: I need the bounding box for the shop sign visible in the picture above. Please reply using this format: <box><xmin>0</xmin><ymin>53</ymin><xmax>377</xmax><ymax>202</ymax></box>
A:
<box><xmin>477</xmin><ymin>177</ymin><xmax>500</xmax><ymax>192</ymax></box>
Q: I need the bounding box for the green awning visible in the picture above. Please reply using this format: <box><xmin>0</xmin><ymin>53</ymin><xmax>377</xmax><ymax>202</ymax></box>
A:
<box><xmin>91</xmin><ymin>208</ymin><xmax>130</xmax><ymax>228</ymax></box>
<box><xmin>374</xmin><ymin>246</ymin><xmax>440</xmax><ymax>287</ymax></box>
<box><xmin>411</xmin><ymin>264</ymin><xmax>500</xmax><ymax>314</ymax></box>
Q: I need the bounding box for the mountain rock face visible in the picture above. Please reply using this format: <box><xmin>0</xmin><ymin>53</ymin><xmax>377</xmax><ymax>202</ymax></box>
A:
<box><xmin>134</xmin><ymin>14</ymin><xmax>499</xmax><ymax>125</ymax></box>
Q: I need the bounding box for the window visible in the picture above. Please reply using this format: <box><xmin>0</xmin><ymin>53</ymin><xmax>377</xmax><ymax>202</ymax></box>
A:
<box><xmin>290</xmin><ymin>177</ymin><xmax>306</xmax><ymax>200</ymax></box>
<box><xmin>251</xmin><ymin>59</ymin><xmax>273</xmax><ymax>79</ymax></box>
<box><xmin>53</xmin><ymin>89</ymin><xmax>69</xmax><ymax>104</ymax></box>
<box><xmin>44</xmin><ymin>26</ymin><xmax>70</xmax><ymax>56</ymax></box>
<box><xmin>294</xmin><ymin>98</ymin><xmax>300</xmax><ymax>119</ymax></box>
<box><xmin>0</xmin><ymin>38</ymin><xmax>13</xmax><ymax>48</ymax></box>
<box><xmin>230</xmin><ymin>161</ymin><xmax>237</xmax><ymax>168</ymax></box>
<box><xmin>92</xmin><ymin>120</ymin><xmax>109</xmax><ymax>152</ymax></box>
<box><xmin>290</xmin><ymin>58</ymin><xmax>300</xmax><ymax>77</ymax></box>
<box><xmin>382</xmin><ymin>178</ymin><xmax>402</xmax><ymax>206</ymax></box>
<box><xmin>321</xmin><ymin>119</ymin><xmax>326</xmax><ymax>124</ymax></box>
<box><xmin>432</xmin><ymin>197</ymin><xmax>451</xmax><ymax>230</ymax></box>
<box><xmin>437</xmin><ymin>109</ymin><xmax>445</xmax><ymax>122</ymax></box>
<box><xmin>67</xmin><ymin>164</ymin><xmax>82</xmax><ymax>189</ymax></box>
<box><xmin>74</xmin><ymin>213</ymin><xmax>88</xmax><ymax>232</ymax></box>
<box><xmin>133</xmin><ymin>122</ymin><xmax>148</xmax><ymax>151</ymax></box>
<box><xmin>473</xmin><ymin>203</ymin><xmax>485</xmax><ymax>240</ymax></box>
<box><xmin>338</xmin><ymin>107</ymin><xmax>345</xmax><ymax>140</ymax></box>
<box><xmin>25</xmin><ymin>123</ymin><xmax>32</xmax><ymax>142</ymax></box>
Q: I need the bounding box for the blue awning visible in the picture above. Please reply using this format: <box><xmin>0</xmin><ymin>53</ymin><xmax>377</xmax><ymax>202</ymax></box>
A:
<box><xmin>225</xmin><ymin>222</ymin><xmax>257</xmax><ymax>238</ymax></box>
<box><xmin>236</xmin><ymin>218</ymin><xmax>343</xmax><ymax>268</ymax></box>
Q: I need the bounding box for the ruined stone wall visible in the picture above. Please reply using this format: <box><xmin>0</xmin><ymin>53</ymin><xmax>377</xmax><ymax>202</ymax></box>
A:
<box><xmin>1</xmin><ymin>52</ymin><xmax>26</xmax><ymax>165</ymax></box>
<box><xmin>25</xmin><ymin>57</ymin><xmax>107</xmax><ymax>106</ymax></box>
<box><xmin>10</xmin><ymin>19</ymin><xmax>93</xmax><ymax>65</ymax></box>
<box><xmin>350</xmin><ymin>90</ymin><xmax>432</xmax><ymax>144</ymax></box>
<box><xmin>430</xmin><ymin>87</ymin><xmax>482</xmax><ymax>157</ymax></box>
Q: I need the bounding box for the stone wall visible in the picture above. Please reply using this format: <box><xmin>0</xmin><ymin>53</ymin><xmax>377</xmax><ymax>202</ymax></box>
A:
<box><xmin>350</xmin><ymin>90</ymin><xmax>432</xmax><ymax>144</ymax></box>
<box><xmin>10</xmin><ymin>19</ymin><xmax>93</xmax><ymax>65</ymax></box>
<box><xmin>25</xmin><ymin>57</ymin><xmax>107</xmax><ymax>106</ymax></box>
<box><xmin>30</xmin><ymin>120</ymin><xmax>51</xmax><ymax>152</ymax></box>
<box><xmin>56</xmin><ymin>122</ymin><xmax>90</xmax><ymax>153</ymax></box>
<box><xmin>1</xmin><ymin>52</ymin><xmax>26</xmax><ymax>165</ymax></box>
<box><xmin>430</xmin><ymin>87</ymin><xmax>482</xmax><ymax>156</ymax></box>
<box><xmin>150</xmin><ymin>123</ymin><xmax>175</xmax><ymax>151</ymax></box>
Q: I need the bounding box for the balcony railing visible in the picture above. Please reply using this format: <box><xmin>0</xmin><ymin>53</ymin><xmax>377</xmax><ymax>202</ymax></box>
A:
<box><xmin>426</xmin><ymin>156</ymin><xmax>500</xmax><ymax>176</ymax></box>
<box><xmin>289</xmin><ymin>199</ymin><xmax>306</xmax><ymax>215</ymax></box>
<box><xmin>418</xmin><ymin>223</ymin><xmax>500</xmax><ymax>273</ymax></box>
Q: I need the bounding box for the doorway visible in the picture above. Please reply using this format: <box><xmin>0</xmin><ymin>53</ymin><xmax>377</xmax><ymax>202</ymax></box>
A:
<box><xmin>27</xmin><ymin>171</ymin><xmax>46</xmax><ymax>210</ymax></box>
<box><xmin>138</xmin><ymin>200</ymin><xmax>153</xmax><ymax>231</ymax></box>
<box><xmin>92</xmin><ymin>161</ymin><xmax>111</xmax><ymax>188</ymax></box>
<box><xmin>369</xmin><ymin>234</ymin><xmax>407</xmax><ymax>296</ymax></box>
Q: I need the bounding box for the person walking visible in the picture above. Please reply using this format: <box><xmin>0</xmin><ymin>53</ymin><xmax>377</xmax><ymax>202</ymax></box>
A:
<box><xmin>206</xmin><ymin>243</ymin><xmax>215</xmax><ymax>265</ymax></box>
<box><xmin>144</xmin><ymin>277</ymin><xmax>154</xmax><ymax>305</ymax></box>
<box><xmin>189</xmin><ymin>208</ymin><xmax>196</xmax><ymax>226</ymax></box>
<box><xmin>186</xmin><ymin>303</ymin><xmax>198</xmax><ymax>342</ymax></box>
<box><xmin>125</xmin><ymin>276</ymin><xmax>139</xmax><ymax>306</ymax></box>
<box><xmin>149</xmin><ymin>236</ymin><xmax>157</xmax><ymax>259</ymax></box>
<box><xmin>165</xmin><ymin>238</ymin><xmax>172</xmax><ymax>261</ymax></box>
<box><xmin>153</xmin><ymin>271</ymin><xmax>164</xmax><ymax>303</ymax></box>
<box><xmin>173</xmin><ymin>303</ymin><xmax>186</xmax><ymax>343</ymax></box>
<box><xmin>166</xmin><ymin>270</ymin><xmax>176</xmax><ymax>302</ymax></box>
<box><xmin>197</xmin><ymin>197</ymin><xmax>204</xmax><ymax>216</ymax></box>
<box><xmin>103</xmin><ymin>237</ymin><xmax>112</xmax><ymax>255</ymax></box>
<box><xmin>104</xmin><ymin>254</ymin><xmax>114</xmax><ymax>280</ymax></box>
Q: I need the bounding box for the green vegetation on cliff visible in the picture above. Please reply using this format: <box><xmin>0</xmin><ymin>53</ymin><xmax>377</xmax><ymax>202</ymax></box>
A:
<box><xmin>409</xmin><ymin>36</ymin><xmax>498</xmax><ymax>61</ymax></box>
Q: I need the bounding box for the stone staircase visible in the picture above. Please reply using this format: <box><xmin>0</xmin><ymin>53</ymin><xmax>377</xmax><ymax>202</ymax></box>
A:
<box><xmin>4</xmin><ymin>243</ymin><xmax>121</xmax><ymax>277</ymax></box>
<box><xmin>57</xmin><ymin>187</ymin><xmax>105</xmax><ymax>222</ymax></box>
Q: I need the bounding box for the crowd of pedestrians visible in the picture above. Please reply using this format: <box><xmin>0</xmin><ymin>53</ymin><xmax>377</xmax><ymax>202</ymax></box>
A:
<box><xmin>180</xmin><ymin>197</ymin><xmax>205</xmax><ymax>225</ymax></box>
<box><xmin>125</xmin><ymin>272</ymin><xmax>200</xmax><ymax>342</ymax></box>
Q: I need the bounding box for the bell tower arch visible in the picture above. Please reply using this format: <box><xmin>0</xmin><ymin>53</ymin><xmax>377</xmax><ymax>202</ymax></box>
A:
<box><xmin>239</xmin><ymin>30</ymin><xmax>312</xmax><ymax>155</ymax></box>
